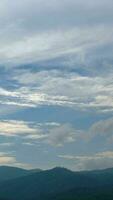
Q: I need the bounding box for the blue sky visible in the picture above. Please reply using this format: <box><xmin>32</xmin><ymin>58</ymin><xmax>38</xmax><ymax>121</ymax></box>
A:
<box><xmin>0</xmin><ymin>0</ymin><xmax>113</xmax><ymax>170</ymax></box>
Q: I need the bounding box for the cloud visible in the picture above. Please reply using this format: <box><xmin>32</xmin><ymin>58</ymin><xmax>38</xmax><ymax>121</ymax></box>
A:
<box><xmin>69</xmin><ymin>117</ymin><xmax>113</xmax><ymax>144</ymax></box>
<box><xmin>0</xmin><ymin>143</ymin><xmax>14</xmax><ymax>147</ymax></box>
<box><xmin>0</xmin><ymin>156</ymin><xmax>15</xmax><ymax>165</ymax></box>
<box><xmin>0</xmin><ymin>152</ymin><xmax>16</xmax><ymax>165</ymax></box>
<box><xmin>25</xmin><ymin>123</ymin><xmax>79</xmax><ymax>147</ymax></box>
<box><xmin>59</xmin><ymin>151</ymin><xmax>113</xmax><ymax>171</ymax></box>
<box><xmin>7</xmin><ymin>69</ymin><xmax>113</xmax><ymax>112</ymax></box>
<box><xmin>0</xmin><ymin>25</ymin><xmax>112</xmax><ymax>67</ymax></box>
<box><xmin>46</xmin><ymin>124</ymin><xmax>77</xmax><ymax>147</ymax></box>
<box><xmin>1</xmin><ymin>115</ymin><xmax>113</xmax><ymax>150</ymax></box>
<box><xmin>0</xmin><ymin>120</ymin><xmax>38</xmax><ymax>136</ymax></box>
<box><xmin>0</xmin><ymin>117</ymin><xmax>113</xmax><ymax>169</ymax></box>
<box><xmin>0</xmin><ymin>120</ymin><xmax>78</xmax><ymax>147</ymax></box>
<box><xmin>0</xmin><ymin>152</ymin><xmax>32</xmax><ymax>169</ymax></box>
<box><xmin>0</xmin><ymin>0</ymin><xmax>113</xmax><ymax>33</ymax></box>
<box><xmin>89</xmin><ymin>117</ymin><xmax>113</xmax><ymax>142</ymax></box>
<box><xmin>0</xmin><ymin>1</ymin><xmax>112</xmax><ymax>116</ymax></box>
<box><xmin>0</xmin><ymin>0</ymin><xmax>112</xmax><ymax>66</ymax></box>
<box><xmin>0</xmin><ymin>0</ymin><xmax>112</xmax><ymax>170</ymax></box>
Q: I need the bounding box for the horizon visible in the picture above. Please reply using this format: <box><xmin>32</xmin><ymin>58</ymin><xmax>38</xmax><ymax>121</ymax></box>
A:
<box><xmin>0</xmin><ymin>0</ymin><xmax>112</xmax><ymax>171</ymax></box>
<box><xmin>0</xmin><ymin>165</ymin><xmax>113</xmax><ymax>173</ymax></box>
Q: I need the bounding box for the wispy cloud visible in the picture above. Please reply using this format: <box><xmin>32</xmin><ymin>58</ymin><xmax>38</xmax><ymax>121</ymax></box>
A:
<box><xmin>0</xmin><ymin>120</ymin><xmax>79</xmax><ymax>147</ymax></box>
<box><xmin>0</xmin><ymin>152</ymin><xmax>32</xmax><ymax>169</ymax></box>
<box><xmin>0</xmin><ymin>120</ymin><xmax>37</xmax><ymax>136</ymax></box>
<box><xmin>0</xmin><ymin>69</ymin><xmax>111</xmax><ymax>113</ymax></box>
<box><xmin>59</xmin><ymin>151</ymin><xmax>113</xmax><ymax>171</ymax></box>
<box><xmin>0</xmin><ymin>26</ymin><xmax>113</xmax><ymax>67</ymax></box>
<box><xmin>0</xmin><ymin>0</ymin><xmax>112</xmax><ymax>170</ymax></box>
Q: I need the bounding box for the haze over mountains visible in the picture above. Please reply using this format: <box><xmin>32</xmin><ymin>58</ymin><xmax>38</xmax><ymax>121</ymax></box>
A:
<box><xmin>0</xmin><ymin>166</ymin><xmax>112</xmax><ymax>200</ymax></box>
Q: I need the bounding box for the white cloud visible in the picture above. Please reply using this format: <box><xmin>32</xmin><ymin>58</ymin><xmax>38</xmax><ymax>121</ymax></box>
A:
<box><xmin>0</xmin><ymin>1</ymin><xmax>112</xmax><ymax>114</ymax></box>
<box><xmin>0</xmin><ymin>156</ymin><xmax>15</xmax><ymax>165</ymax></box>
<box><xmin>0</xmin><ymin>152</ymin><xmax>16</xmax><ymax>165</ymax></box>
<box><xmin>0</xmin><ymin>0</ymin><xmax>112</xmax><ymax>170</ymax></box>
<box><xmin>0</xmin><ymin>152</ymin><xmax>32</xmax><ymax>169</ymax></box>
<box><xmin>0</xmin><ymin>0</ymin><xmax>111</xmax><ymax>69</ymax></box>
<box><xmin>59</xmin><ymin>151</ymin><xmax>113</xmax><ymax>171</ymax></box>
<box><xmin>26</xmin><ymin>121</ymin><xmax>80</xmax><ymax>147</ymax></box>
<box><xmin>9</xmin><ymin>69</ymin><xmax>113</xmax><ymax>112</ymax></box>
<box><xmin>25</xmin><ymin>123</ymin><xmax>78</xmax><ymax>147</ymax></box>
<box><xmin>0</xmin><ymin>143</ymin><xmax>14</xmax><ymax>147</ymax></box>
<box><xmin>0</xmin><ymin>120</ymin><xmax>78</xmax><ymax>147</ymax></box>
<box><xmin>46</xmin><ymin>124</ymin><xmax>77</xmax><ymax>147</ymax></box>
<box><xmin>0</xmin><ymin>120</ymin><xmax>37</xmax><ymax>136</ymax></box>
<box><xmin>89</xmin><ymin>117</ymin><xmax>113</xmax><ymax>141</ymax></box>
<box><xmin>0</xmin><ymin>25</ymin><xmax>112</xmax><ymax>66</ymax></box>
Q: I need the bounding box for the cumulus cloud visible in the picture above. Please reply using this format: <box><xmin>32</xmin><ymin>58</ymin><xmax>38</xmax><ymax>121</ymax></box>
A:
<box><xmin>25</xmin><ymin>123</ymin><xmax>79</xmax><ymax>147</ymax></box>
<box><xmin>46</xmin><ymin>124</ymin><xmax>77</xmax><ymax>147</ymax></box>
<box><xmin>70</xmin><ymin>117</ymin><xmax>113</xmax><ymax>144</ymax></box>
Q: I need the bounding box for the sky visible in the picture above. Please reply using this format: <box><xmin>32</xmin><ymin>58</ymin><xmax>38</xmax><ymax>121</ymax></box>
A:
<box><xmin>0</xmin><ymin>0</ymin><xmax>113</xmax><ymax>171</ymax></box>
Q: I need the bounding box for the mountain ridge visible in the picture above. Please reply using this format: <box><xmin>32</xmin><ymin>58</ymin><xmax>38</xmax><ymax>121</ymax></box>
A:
<box><xmin>0</xmin><ymin>166</ymin><xmax>112</xmax><ymax>200</ymax></box>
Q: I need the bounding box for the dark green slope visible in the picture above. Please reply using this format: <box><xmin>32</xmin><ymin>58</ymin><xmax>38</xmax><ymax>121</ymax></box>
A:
<box><xmin>0</xmin><ymin>166</ymin><xmax>42</xmax><ymax>183</ymax></box>
<box><xmin>0</xmin><ymin>166</ymin><xmax>30</xmax><ymax>182</ymax></box>
<box><xmin>0</xmin><ymin>167</ymin><xmax>96</xmax><ymax>200</ymax></box>
<box><xmin>51</xmin><ymin>186</ymin><xmax>113</xmax><ymax>200</ymax></box>
<box><xmin>0</xmin><ymin>167</ymin><xmax>113</xmax><ymax>200</ymax></box>
<box><xmin>0</xmin><ymin>168</ymin><xmax>108</xmax><ymax>198</ymax></box>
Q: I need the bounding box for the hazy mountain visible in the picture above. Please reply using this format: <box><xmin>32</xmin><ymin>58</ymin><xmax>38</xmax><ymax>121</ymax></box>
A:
<box><xmin>0</xmin><ymin>167</ymin><xmax>112</xmax><ymax>200</ymax></box>
<box><xmin>0</xmin><ymin>166</ymin><xmax>42</xmax><ymax>182</ymax></box>
<box><xmin>0</xmin><ymin>166</ymin><xmax>30</xmax><ymax>182</ymax></box>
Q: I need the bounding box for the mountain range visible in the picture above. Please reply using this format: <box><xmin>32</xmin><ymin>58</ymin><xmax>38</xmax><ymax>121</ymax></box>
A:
<box><xmin>0</xmin><ymin>166</ymin><xmax>112</xmax><ymax>199</ymax></box>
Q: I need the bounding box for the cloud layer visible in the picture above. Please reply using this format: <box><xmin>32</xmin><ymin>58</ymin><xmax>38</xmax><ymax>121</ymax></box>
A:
<box><xmin>0</xmin><ymin>0</ymin><xmax>112</xmax><ymax>170</ymax></box>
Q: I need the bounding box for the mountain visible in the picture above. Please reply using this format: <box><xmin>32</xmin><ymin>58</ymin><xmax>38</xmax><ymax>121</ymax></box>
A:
<box><xmin>0</xmin><ymin>166</ymin><xmax>29</xmax><ymax>182</ymax></box>
<box><xmin>0</xmin><ymin>167</ymin><xmax>112</xmax><ymax>199</ymax></box>
<box><xmin>29</xmin><ymin>168</ymin><xmax>42</xmax><ymax>173</ymax></box>
<box><xmin>0</xmin><ymin>166</ymin><xmax>42</xmax><ymax>182</ymax></box>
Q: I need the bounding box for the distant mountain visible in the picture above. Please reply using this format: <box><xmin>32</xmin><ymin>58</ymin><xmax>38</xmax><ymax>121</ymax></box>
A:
<box><xmin>0</xmin><ymin>166</ymin><xmax>42</xmax><ymax>182</ymax></box>
<box><xmin>0</xmin><ymin>166</ymin><xmax>113</xmax><ymax>200</ymax></box>
<box><xmin>0</xmin><ymin>166</ymin><xmax>29</xmax><ymax>182</ymax></box>
<box><xmin>29</xmin><ymin>168</ymin><xmax>42</xmax><ymax>173</ymax></box>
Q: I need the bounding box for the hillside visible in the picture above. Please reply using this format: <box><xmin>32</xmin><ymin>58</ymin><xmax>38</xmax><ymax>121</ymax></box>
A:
<box><xmin>0</xmin><ymin>167</ymin><xmax>112</xmax><ymax>199</ymax></box>
<box><xmin>0</xmin><ymin>166</ymin><xmax>30</xmax><ymax>182</ymax></box>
